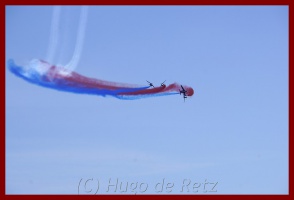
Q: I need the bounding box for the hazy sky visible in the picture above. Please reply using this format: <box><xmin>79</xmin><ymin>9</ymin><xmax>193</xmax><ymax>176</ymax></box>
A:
<box><xmin>6</xmin><ymin>6</ymin><xmax>288</xmax><ymax>194</ymax></box>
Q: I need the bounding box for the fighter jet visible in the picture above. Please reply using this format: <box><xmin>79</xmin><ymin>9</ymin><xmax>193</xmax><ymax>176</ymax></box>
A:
<box><xmin>146</xmin><ymin>80</ymin><xmax>154</xmax><ymax>88</ymax></box>
<box><xmin>179</xmin><ymin>85</ymin><xmax>188</xmax><ymax>102</ymax></box>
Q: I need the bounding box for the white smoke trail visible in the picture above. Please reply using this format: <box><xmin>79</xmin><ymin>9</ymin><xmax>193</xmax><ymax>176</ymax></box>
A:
<box><xmin>46</xmin><ymin>6</ymin><xmax>61</xmax><ymax>64</ymax></box>
<box><xmin>64</xmin><ymin>6</ymin><xmax>88</xmax><ymax>71</ymax></box>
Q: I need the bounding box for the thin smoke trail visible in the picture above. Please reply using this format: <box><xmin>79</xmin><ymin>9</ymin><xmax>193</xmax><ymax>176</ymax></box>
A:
<box><xmin>46</xmin><ymin>6</ymin><xmax>61</xmax><ymax>64</ymax></box>
<box><xmin>64</xmin><ymin>6</ymin><xmax>88</xmax><ymax>71</ymax></box>
<box><xmin>7</xmin><ymin>6</ymin><xmax>194</xmax><ymax>100</ymax></box>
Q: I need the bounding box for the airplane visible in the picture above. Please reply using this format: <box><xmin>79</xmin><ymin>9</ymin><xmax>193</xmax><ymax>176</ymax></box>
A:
<box><xmin>179</xmin><ymin>85</ymin><xmax>188</xmax><ymax>102</ymax></box>
<box><xmin>179</xmin><ymin>85</ymin><xmax>187</xmax><ymax>96</ymax></box>
<box><xmin>146</xmin><ymin>80</ymin><xmax>154</xmax><ymax>88</ymax></box>
<box><xmin>161</xmin><ymin>80</ymin><xmax>166</xmax><ymax>87</ymax></box>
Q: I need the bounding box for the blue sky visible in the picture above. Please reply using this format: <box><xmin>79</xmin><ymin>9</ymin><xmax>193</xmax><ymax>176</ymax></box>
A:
<box><xmin>6</xmin><ymin>6</ymin><xmax>288</xmax><ymax>194</ymax></box>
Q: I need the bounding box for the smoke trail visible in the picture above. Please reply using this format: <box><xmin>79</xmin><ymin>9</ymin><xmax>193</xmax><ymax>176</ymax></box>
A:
<box><xmin>64</xmin><ymin>6</ymin><xmax>88</xmax><ymax>71</ymax></box>
<box><xmin>7</xmin><ymin>59</ymin><xmax>194</xmax><ymax>100</ymax></box>
<box><xmin>7</xmin><ymin>6</ymin><xmax>195</xmax><ymax>101</ymax></box>
<box><xmin>46</xmin><ymin>6</ymin><xmax>61</xmax><ymax>64</ymax></box>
